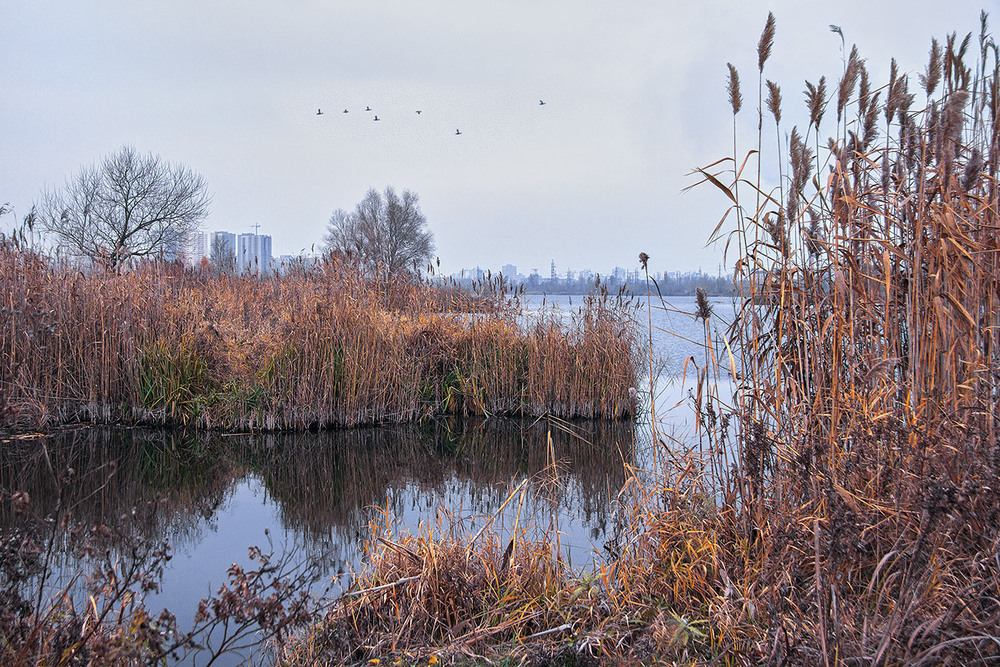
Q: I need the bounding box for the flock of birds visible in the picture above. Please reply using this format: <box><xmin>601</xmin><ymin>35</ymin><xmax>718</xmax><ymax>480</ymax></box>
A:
<box><xmin>314</xmin><ymin>100</ymin><xmax>547</xmax><ymax>136</ymax></box>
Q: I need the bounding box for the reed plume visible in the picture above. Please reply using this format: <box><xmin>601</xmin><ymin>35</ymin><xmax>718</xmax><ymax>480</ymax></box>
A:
<box><xmin>757</xmin><ymin>12</ymin><xmax>776</xmax><ymax>72</ymax></box>
<box><xmin>836</xmin><ymin>45</ymin><xmax>861</xmax><ymax>123</ymax></box>
<box><xmin>694</xmin><ymin>287</ymin><xmax>712</xmax><ymax>320</ymax></box>
<box><xmin>860</xmin><ymin>66</ymin><xmax>881</xmax><ymax>150</ymax></box>
<box><xmin>963</xmin><ymin>147</ymin><xmax>984</xmax><ymax>189</ymax></box>
<box><xmin>805</xmin><ymin>76</ymin><xmax>828</xmax><ymax>131</ymax></box>
<box><xmin>766</xmin><ymin>79</ymin><xmax>782</xmax><ymax>125</ymax></box>
<box><xmin>920</xmin><ymin>37</ymin><xmax>943</xmax><ymax>96</ymax></box>
<box><xmin>726</xmin><ymin>63</ymin><xmax>742</xmax><ymax>115</ymax></box>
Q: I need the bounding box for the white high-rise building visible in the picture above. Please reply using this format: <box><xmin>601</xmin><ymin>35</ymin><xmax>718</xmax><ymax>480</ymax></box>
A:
<box><xmin>237</xmin><ymin>233</ymin><xmax>272</xmax><ymax>274</ymax></box>
<box><xmin>185</xmin><ymin>231</ymin><xmax>209</xmax><ymax>265</ymax></box>
<box><xmin>209</xmin><ymin>231</ymin><xmax>236</xmax><ymax>261</ymax></box>
<box><xmin>260</xmin><ymin>235</ymin><xmax>272</xmax><ymax>271</ymax></box>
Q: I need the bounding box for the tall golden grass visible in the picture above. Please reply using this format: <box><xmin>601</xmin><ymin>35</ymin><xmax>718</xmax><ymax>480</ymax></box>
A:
<box><xmin>285</xmin><ymin>13</ymin><xmax>1000</xmax><ymax>665</ymax></box>
<box><xmin>0</xmin><ymin>252</ymin><xmax>640</xmax><ymax>430</ymax></box>
<box><xmin>694</xmin><ymin>11</ymin><xmax>1000</xmax><ymax>664</ymax></box>
<box><xmin>6</xmin><ymin>13</ymin><xmax>999</xmax><ymax>665</ymax></box>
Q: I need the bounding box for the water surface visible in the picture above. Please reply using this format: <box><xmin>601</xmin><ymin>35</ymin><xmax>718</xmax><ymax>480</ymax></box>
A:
<box><xmin>0</xmin><ymin>293</ymin><xmax>736</xmax><ymax>663</ymax></box>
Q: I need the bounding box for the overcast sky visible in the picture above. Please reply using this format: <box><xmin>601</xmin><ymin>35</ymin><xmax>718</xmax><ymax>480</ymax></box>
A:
<box><xmin>1</xmin><ymin>1</ymin><xmax>987</xmax><ymax>276</ymax></box>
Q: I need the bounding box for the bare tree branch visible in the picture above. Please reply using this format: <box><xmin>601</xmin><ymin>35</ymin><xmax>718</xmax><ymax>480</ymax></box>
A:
<box><xmin>209</xmin><ymin>234</ymin><xmax>236</xmax><ymax>274</ymax></box>
<box><xmin>323</xmin><ymin>186</ymin><xmax>434</xmax><ymax>279</ymax></box>
<box><xmin>38</xmin><ymin>145</ymin><xmax>211</xmax><ymax>270</ymax></box>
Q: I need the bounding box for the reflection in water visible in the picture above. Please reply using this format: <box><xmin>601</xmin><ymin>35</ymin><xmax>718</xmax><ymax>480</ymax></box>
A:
<box><xmin>0</xmin><ymin>294</ymin><xmax>735</xmax><ymax>663</ymax></box>
<box><xmin>0</xmin><ymin>417</ymin><xmax>636</xmax><ymax>639</ymax></box>
<box><xmin>240</xmin><ymin>418</ymin><xmax>633</xmax><ymax>537</ymax></box>
<box><xmin>0</xmin><ymin>428</ymin><xmax>237</xmax><ymax>547</ymax></box>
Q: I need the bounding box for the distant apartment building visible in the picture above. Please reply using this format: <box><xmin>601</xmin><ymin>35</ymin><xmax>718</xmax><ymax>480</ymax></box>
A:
<box><xmin>185</xmin><ymin>231</ymin><xmax>209</xmax><ymax>265</ymax></box>
<box><xmin>501</xmin><ymin>264</ymin><xmax>518</xmax><ymax>280</ymax></box>
<box><xmin>209</xmin><ymin>231</ymin><xmax>236</xmax><ymax>261</ymax></box>
<box><xmin>237</xmin><ymin>233</ymin><xmax>272</xmax><ymax>274</ymax></box>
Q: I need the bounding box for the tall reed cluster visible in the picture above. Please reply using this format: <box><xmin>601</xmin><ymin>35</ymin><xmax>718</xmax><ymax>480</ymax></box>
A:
<box><xmin>286</xmin><ymin>13</ymin><xmax>1000</xmax><ymax>665</ymax></box>
<box><xmin>694</xmin><ymin>10</ymin><xmax>1000</xmax><ymax>663</ymax></box>
<box><xmin>0</xmin><ymin>249</ymin><xmax>640</xmax><ymax>430</ymax></box>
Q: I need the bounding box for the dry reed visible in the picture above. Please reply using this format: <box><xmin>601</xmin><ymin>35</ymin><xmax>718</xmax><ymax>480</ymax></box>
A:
<box><xmin>692</xmin><ymin>10</ymin><xmax>1000</xmax><ymax>664</ymax></box>
<box><xmin>286</xmin><ymin>12</ymin><xmax>1000</xmax><ymax>666</ymax></box>
<box><xmin>0</xmin><ymin>253</ymin><xmax>640</xmax><ymax>430</ymax></box>
<box><xmin>8</xmin><ymin>12</ymin><xmax>1000</xmax><ymax>666</ymax></box>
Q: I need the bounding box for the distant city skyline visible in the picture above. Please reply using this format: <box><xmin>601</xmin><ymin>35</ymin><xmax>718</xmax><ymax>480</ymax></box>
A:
<box><xmin>446</xmin><ymin>260</ymin><xmax>726</xmax><ymax>283</ymax></box>
<box><xmin>186</xmin><ymin>228</ymin><xmax>272</xmax><ymax>274</ymax></box>
<box><xmin>185</xmin><ymin>226</ymin><xmax>725</xmax><ymax>280</ymax></box>
<box><xmin>2</xmin><ymin>2</ymin><xmax>985</xmax><ymax>276</ymax></box>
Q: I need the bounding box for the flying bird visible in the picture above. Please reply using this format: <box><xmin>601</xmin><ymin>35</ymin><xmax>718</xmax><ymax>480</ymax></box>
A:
<box><xmin>365</xmin><ymin>105</ymin><xmax>372</xmax><ymax>111</ymax></box>
<box><xmin>455</xmin><ymin>129</ymin><xmax>461</xmax><ymax>135</ymax></box>
<box><xmin>343</xmin><ymin>109</ymin><xmax>349</xmax><ymax>113</ymax></box>
<box><xmin>316</xmin><ymin>108</ymin><xmax>324</xmax><ymax>115</ymax></box>
<box><xmin>415</xmin><ymin>110</ymin><xmax>422</xmax><ymax>115</ymax></box>
<box><xmin>539</xmin><ymin>100</ymin><xmax>546</xmax><ymax>105</ymax></box>
<box><xmin>374</xmin><ymin>115</ymin><xmax>380</xmax><ymax>121</ymax></box>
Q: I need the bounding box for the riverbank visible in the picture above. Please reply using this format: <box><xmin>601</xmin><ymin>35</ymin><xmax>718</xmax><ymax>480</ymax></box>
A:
<box><xmin>0</xmin><ymin>419</ymin><xmax>639</xmax><ymax>666</ymax></box>
<box><xmin>0</xmin><ymin>253</ymin><xmax>640</xmax><ymax>431</ymax></box>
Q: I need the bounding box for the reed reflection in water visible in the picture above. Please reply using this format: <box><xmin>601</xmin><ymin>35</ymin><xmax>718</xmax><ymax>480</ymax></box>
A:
<box><xmin>0</xmin><ymin>417</ymin><xmax>636</xmax><ymax>644</ymax></box>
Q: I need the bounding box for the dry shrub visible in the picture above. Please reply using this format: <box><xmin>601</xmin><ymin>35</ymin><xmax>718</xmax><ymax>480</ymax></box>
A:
<box><xmin>284</xmin><ymin>509</ymin><xmax>583</xmax><ymax>665</ymax></box>
<box><xmin>287</xmin><ymin>474</ymin><xmax>764</xmax><ymax>665</ymax></box>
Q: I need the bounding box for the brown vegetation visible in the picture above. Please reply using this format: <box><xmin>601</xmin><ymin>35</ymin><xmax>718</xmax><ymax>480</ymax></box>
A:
<box><xmin>704</xmin><ymin>11</ymin><xmax>1000</xmax><ymax>664</ymax></box>
<box><xmin>5</xmin><ymin>12</ymin><xmax>1000</xmax><ymax>666</ymax></box>
<box><xmin>0</xmin><ymin>254</ymin><xmax>639</xmax><ymax>430</ymax></box>
<box><xmin>285</xmin><ymin>12</ymin><xmax>1000</xmax><ymax>666</ymax></box>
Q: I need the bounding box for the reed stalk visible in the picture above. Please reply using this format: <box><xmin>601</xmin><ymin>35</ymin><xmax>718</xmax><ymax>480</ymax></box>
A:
<box><xmin>286</xmin><ymin>12</ymin><xmax>1000</xmax><ymax>665</ymax></box>
<box><xmin>0</xmin><ymin>252</ymin><xmax>640</xmax><ymax>430</ymax></box>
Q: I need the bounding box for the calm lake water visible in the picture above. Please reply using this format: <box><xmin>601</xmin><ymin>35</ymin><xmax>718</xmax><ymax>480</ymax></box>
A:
<box><xmin>0</xmin><ymin>293</ymin><xmax>735</xmax><ymax>664</ymax></box>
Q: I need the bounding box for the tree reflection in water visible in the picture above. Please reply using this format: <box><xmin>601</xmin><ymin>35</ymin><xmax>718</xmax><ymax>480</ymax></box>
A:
<box><xmin>0</xmin><ymin>416</ymin><xmax>636</xmax><ymax>656</ymax></box>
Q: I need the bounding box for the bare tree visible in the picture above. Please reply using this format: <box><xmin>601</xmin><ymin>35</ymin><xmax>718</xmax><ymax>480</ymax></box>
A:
<box><xmin>209</xmin><ymin>234</ymin><xmax>236</xmax><ymax>274</ymax></box>
<box><xmin>323</xmin><ymin>208</ymin><xmax>360</xmax><ymax>260</ymax></box>
<box><xmin>323</xmin><ymin>187</ymin><xmax>434</xmax><ymax>279</ymax></box>
<box><xmin>38</xmin><ymin>145</ymin><xmax>210</xmax><ymax>269</ymax></box>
